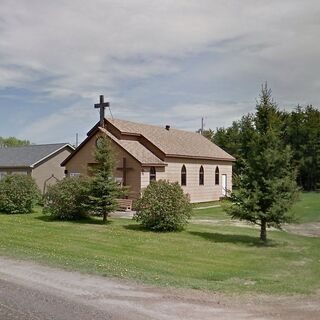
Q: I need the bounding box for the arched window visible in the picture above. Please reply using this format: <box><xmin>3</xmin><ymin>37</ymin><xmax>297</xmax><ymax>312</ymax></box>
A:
<box><xmin>199</xmin><ymin>166</ymin><xmax>204</xmax><ymax>185</ymax></box>
<box><xmin>181</xmin><ymin>165</ymin><xmax>187</xmax><ymax>186</ymax></box>
<box><xmin>150</xmin><ymin>166</ymin><xmax>156</xmax><ymax>182</ymax></box>
<box><xmin>215</xmin><ymin>166</ymin><xmax>220</xmax><ymax>185</ymax></box>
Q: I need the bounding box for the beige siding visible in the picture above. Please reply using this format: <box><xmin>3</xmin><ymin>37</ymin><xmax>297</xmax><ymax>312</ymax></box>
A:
<box><xmin>32</xmin><ymin>148</ymin><xmax>71</xmax><ymax>193</ymax></box>
<box><xmin>163</xmin><ymin>158</ymin><xmax>233</xmax><ymax>203</ymax></box>
<box><xmin>65</xmin><ymin>133</ymin><xmax>142</xmax><ymax>199</ymax></box>
<box><xmin>139</xmin><ymin>158</ymin><xmax>233</xmax><ymax>203</ymax></box>
<box><xmin>114</xmin><ymin>145</ymin><xmax>141</xmax><ymax>199</ymax></box>
<box><xmin>140</xmin><ymin>166</ymin><xmax>166</xmax><ymax>191</ymax></box>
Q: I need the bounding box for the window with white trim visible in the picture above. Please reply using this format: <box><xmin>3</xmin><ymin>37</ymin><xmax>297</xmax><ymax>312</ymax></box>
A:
<box><xmin>181</xmin><ymin>165</ymin><xmax>187</xmax><ymax>186</ymax></box>
<box><xmin>215</xmin><ymin>166</ymin><xmax>220</xmax><ymax>185</ymax></box>
<box><xmin>199</xmin><ymin>166</ymin><xmax>204</xmax><ymax>185</ymax></box>
<box><xmin>149</xmin><ymin>166</ymin><xmax>156</xmax><ymax>183</ymax></box>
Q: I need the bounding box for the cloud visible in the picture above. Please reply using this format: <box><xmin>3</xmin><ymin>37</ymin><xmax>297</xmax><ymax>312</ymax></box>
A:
<box><xmin>1</xmin><ymin>0</ymin><xmax>222</xmax><ymax>96</ymax></box>
<box><xmin>1</xmin><ymin>0</ymin><xmax>320</xmax><ymax>143</ymax></box>
<box><xmin>18</xmin><ymin>102</ymin><xmax>99</xmax><ymax>143</ymax></box>
<box><xmin>1</xmin><ymin>0</ymin><xmax>318</xmax><ymax>95</ymax></box>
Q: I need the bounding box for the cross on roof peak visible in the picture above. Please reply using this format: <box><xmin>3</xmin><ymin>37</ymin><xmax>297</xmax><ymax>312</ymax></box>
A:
<box><xmin>94</xmin><ymin>95</ymin><xmax>110</xmax><ymax>127</ymax></box>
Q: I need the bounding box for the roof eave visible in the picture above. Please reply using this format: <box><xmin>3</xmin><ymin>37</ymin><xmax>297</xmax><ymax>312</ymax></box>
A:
<box><xmin>61</xmin><ymin>131</ymin><xmax>98</xmax><ymax>166</ymax></box>
<box><xmin>141</xmin><ymin>163</ymin><xmax>167</xmax><ymax>167</ymax></box>
<box><xmin>32</xmin><ymin>144</ymin><xmax>75</xmax><ymax>168</ymax></box>
<box><xmin>165</xmin><ymin>154</ymin><xmax>236</xmax><ymax>162</ymax></box>
<box><xmin>99</xmin><ymin>128</ymin><xmax>166</xmax><ymax>167</ymax></box>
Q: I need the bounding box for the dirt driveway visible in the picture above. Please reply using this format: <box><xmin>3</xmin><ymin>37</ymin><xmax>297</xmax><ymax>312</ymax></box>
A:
<box><xmin>192</xmin><ymin>218</ymin><xmax>320</xmax><ymax>238</ymax></box>
<box><xmin>283</xmin><ymin>222</ymin><xmax>320</xmax><ymax>237</ymax></box>
<box><xmin>0</xmin><ymin>257</ymin><xmax>319</xmax><ymax>320</ymax></box>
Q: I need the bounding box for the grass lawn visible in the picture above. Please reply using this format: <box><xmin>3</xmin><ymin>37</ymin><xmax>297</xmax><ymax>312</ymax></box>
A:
<box><xmin>0</xmin><ymin>201</ymin><xmax>319</xmax><ymax>295</ymax></box>
<box><xmin>192</xmin><ymin>200</ymin><xmax>220</xmax><ymax>208</ymax></box>
<box><xmin>192</xmin><ymin>205</ymin><xmax>228</xmax><ymax>220</ymax></box>
<box><xmin>289</xmin><ymin>192</ymin><xmax>320</xmax><ymax>223</ymax></box>
<box><xmin>192</xmin><ymin>192</ymin><xmax>320</xmax><ymax>224</ymax></box>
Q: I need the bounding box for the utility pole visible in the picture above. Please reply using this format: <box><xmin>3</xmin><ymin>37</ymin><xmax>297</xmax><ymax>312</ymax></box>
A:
<box><xmin>196</xmin><ymin>117</ymin><xmax>205</xmax><ymax>135</ymax></box>
<box><xmin>75</xmin><ymin>133</ymin><xmax>79</xmax><ymax>148</ymax></box>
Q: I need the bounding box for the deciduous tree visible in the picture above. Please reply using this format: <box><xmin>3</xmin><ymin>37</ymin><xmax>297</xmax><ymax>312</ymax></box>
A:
<box><xmin>0</xmin><ymin>137</ymin><xmax>30</xmax><ymax>147</ymax></box>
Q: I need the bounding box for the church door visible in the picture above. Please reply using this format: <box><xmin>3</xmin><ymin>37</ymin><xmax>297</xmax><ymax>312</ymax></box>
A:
<box><xmin>222</xmin><ymin>174</ymin><xmax>227</xmax><ymax>196</ymax></box>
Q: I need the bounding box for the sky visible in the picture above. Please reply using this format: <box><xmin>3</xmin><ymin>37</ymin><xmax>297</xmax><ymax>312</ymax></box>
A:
<box><xmin>1</xmin><ymin>0</ymin><xmax>320</xmax><ymax>145</ymax></box>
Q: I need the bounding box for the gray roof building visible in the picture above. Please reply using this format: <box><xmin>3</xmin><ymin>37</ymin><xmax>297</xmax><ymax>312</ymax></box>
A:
<box><xmin>0</xmin><ymin>143</ymin><xmax>74</xmax><ymax>192</ymax></box>
<box><xmin>0</xmin><ymin>143</ymin><xmax>72</xmax><ymax>168</ymax></box>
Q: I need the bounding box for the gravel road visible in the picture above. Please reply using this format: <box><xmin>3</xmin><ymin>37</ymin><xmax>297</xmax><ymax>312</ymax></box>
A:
<box><xmin>0</xmin><ymin>256</ymin><xmax>319</xmax><ymax>320</ymax></box>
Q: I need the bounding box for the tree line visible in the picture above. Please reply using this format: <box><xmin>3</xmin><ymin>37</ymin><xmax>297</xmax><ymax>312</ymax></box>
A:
<box><xmin>0</xmin><ymin>137</ymin><xmax>30</xmax><ymax>148</ymax></box>
<box><xmin>204</xmin><ymin>96</ymin><xmax>320</xmax><ymax>191</ymax></box>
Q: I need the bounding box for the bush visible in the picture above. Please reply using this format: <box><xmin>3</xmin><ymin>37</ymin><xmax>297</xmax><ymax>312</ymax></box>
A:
<box><xmin>43</xmin><ymin>177</ymin><xmax>90</xmax><ymax>220</ymax></box>
<box><xmin>0</xmin><ymin>175</ymin><xmax>41</xmax><ymax>214</ymax></box>
<box><xmin>134</xmin><ymin>180</ymin><xmax>192</xmax><ymax>231</ymax></box>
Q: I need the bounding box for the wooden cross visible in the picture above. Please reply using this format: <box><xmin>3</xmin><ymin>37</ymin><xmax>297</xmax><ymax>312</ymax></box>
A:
<box><xmin>94</xmin><ymin>95</ymin><xmax>109</xmax><ymax>127</ymax></box>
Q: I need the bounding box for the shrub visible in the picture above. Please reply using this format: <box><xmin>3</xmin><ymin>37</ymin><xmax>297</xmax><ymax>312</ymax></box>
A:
<box><xmin>0</xmin><ymin>175</ymin><xmax>41</xmax><ymax>214</ymax></box>
<box><xmin>43</xmin><ymin>177</ymin><xmax>90</xmax><ymax>220</ymax></box>
<box><xmin>134</xmin><ymin>180</ymin><xmax>192</xmax><ymax>231</ymax></box>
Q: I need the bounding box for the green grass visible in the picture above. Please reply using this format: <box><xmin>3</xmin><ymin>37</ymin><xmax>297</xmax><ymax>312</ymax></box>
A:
<box><xmin>289</xmin><ymin>192</ymin><xmax>320</xmax><ymax>223</ymax></box>
<box><xmin>192</xmin><ymin>200</ymin><xmax>220</xmax><ymax>208</ymax></box>
<box><xmin>192</xmin><ymin>205</ymin><xmax>228</xmax><ymax>220</ymax></box>
<box><xmin>0</xmin><ymin>207</ymin><xmax>319</xmax><ymax>295</ymax></box>
<box><xmin>192</xmin><ymin>192</ymin><xmax>320</xmax><ymax>224</ymax></box>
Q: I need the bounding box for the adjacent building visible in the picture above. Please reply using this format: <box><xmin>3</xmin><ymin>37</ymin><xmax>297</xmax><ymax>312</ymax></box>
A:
<box><xmin>0</xmin><ymin>143</ymin><xmax>74</xmax><ymax>192</ymax></box>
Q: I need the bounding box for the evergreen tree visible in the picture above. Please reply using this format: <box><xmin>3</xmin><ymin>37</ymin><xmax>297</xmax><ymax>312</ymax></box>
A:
<box><xmin>284</xmin><ymin>106</ymin><xmax>320</xmax><ymax>191</ymax></box>
<box><xmin>88</xmin><ymin>135</ymin><xmax>124</xmax><ymax>222</ymax></box>
<box><xmin>202</xmin><ymin>128</ymin><xmax>215</xmax><ymax>141</ymax></box>
<box><xmin>204</xmin><ymin>97</ymin><xmax>320</xmax><ymax>192</ymax></box>
<box><xmin>226</xmin><ymin>84</ymin><xmax>299</xmax><ymax>242</ymax></box>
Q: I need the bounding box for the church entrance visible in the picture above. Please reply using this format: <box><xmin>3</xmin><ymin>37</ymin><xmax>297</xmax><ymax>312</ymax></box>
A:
<box><xmin>222</xmin><ymin>174</ymin><xmax>227</xmax><ymax>196</ymax></box>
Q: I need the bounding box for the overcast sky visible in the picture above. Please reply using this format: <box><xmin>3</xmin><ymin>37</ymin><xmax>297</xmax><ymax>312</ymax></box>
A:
<box><xmin>1</xmin><ymin>0</ymin><xmax>320</xmax><ymax>144</ymax></box>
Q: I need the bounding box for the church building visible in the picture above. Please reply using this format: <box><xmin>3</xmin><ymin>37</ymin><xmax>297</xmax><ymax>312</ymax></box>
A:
<box><xmin>62</xmin><ymin>97</ymin><xmax>235</xmax><ymax>203</ymax></box>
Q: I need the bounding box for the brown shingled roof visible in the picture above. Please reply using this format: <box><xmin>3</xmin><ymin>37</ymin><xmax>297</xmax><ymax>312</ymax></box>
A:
<box><xmin>99</xmin><ymin>128</ymin><xmax>165</xmax><ymax>166</ymax></box>
<box><xmin>107</xmin><ymin>118</ymin><xmax>235</xmax><ymax>161</ymax></box>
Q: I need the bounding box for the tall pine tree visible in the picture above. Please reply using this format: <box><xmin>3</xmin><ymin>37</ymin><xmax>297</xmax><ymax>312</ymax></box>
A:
<box><xmin>284</xmin><ymin>106</ymin><xmax>320</xmax><ymax>191</ymax></box>
<box><xmin>226</xmin><ymin>84</ymin><xmax>299</xmax><ymax>241</ymax></box>
<box><xmin>88</xmin><ymin>134</ymin><xmax>124</xmax><ymax>222</ymax></box>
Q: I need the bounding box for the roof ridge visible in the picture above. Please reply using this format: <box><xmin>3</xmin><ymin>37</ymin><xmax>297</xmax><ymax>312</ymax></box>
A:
<box><xmin>107</xmin><ymin>117</ymin><xmax>196</xmax><ymax>134</ymax></box>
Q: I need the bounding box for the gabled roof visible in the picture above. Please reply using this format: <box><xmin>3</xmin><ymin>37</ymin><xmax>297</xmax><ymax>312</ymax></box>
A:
<box><xmin>63</xmin><ymin>118</ymin><xmax>235</xmax><ymax>167</ymax></box>
<box><xmin>107</xmin><ymin>118</ymin><xmax>235</xmax><ymax>161</ymax></box>
<box><xmin>0</xmin><ymin>143</ymin><xmax>74</xmax><ymax>168</ymax></box>
<box><xmin>99</xmin><ymin>128</ymin><xmax>165</xmax><ymax>166</ymax></box>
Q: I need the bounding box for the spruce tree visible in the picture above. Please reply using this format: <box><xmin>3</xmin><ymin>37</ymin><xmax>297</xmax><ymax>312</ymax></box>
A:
<box><xmin>88</xmin><ymin>135</ymin><xmax>124</xmax><ymax>222</ymax></box>
<box><xmin>226</xmin><ymin>84</ymin><xmax>299</xmax><ymax>241</ymax></box>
